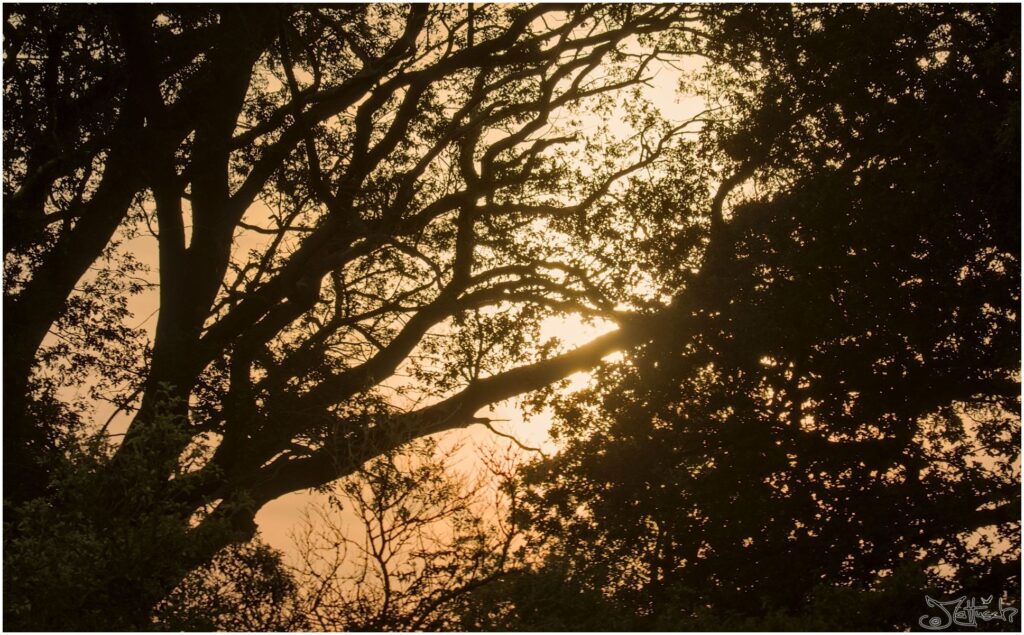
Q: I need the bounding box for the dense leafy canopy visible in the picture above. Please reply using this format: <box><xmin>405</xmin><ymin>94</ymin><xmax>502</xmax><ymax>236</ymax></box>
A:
<box><xmin>2</xmin><ymin>2</ymin><xmax>1019</xmax><ymax>630</ymax></box>
<box><xmin>466</xmin><ymin>4</ymin><xmax>1021</xmax><ymax>630</ymax></box>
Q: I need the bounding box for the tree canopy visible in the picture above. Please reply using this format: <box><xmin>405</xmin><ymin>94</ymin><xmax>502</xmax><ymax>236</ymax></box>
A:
<box><xmin>464</xmin><ymin>4</ymin><xmax>1021</xmax><ymax>629</ymax></box>
<box><xmin>3</xmin><ymin>2</ymin><xmax>1019</xmax><ymax>630</ymax></box>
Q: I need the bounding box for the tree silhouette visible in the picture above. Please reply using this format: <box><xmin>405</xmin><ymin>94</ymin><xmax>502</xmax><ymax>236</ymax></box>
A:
<box><xmin>3</xmin><ymin>3</ymin><xmax>1019</xmax><ymax>630</ymax></box>
<box><xmin>460</xmin><ymin>4</ymin><xmax>1020</xmax><ymax>630</ymax></box>
<box><xmin>4</xmin><ymin>3</ymin><xmax>697</xmax><ymax>627</ymax></box>
<box><xmin>154</xmin><ymin>539</ymin><xmax>305</xmax><ymax>631</ymax></box>
<box><xmin>290</xmin><ymin>438</ymin><xmax>524</xmax><ymax>631</ymax></box>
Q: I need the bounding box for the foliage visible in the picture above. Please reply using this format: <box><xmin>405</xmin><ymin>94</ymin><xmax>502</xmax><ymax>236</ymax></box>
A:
<box><xmin>4</xmin><ymin>4</ymin><xmax>693</xmax><ymax>625</ymax></box>
<box><xmin>151</xmin><ymin>437</ymin><xmax>525</xmax><ymax>632</ymax></box>
<box><xmin>3</xmin><ymin>399</ymin><xmax>241</xmax><ymax>630</ymax></box>
<box><xmin>154</xmin><ymin>540</ymin><xmax>305</xmax><ymax>631</ymax></box>
<box><xmin>2</xmin><ymin>3</ymin><xmax>1019</xmax><ymax>630</ymax></box>
<box><xmin>467</xmin><ymin>3</ymin><xmax>1021</xmax><ymax>631</ymax></box>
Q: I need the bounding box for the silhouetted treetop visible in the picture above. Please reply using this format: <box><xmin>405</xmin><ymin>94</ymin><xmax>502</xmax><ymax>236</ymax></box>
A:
<box><xmin>3</xmin><ymin>3</ymin><xmax>1019</xmax><ymax>630</ymax></box>
<box><xmin>469</xmin><ymin>4</ymin><xmax>1020</xmax><ymax>630</ymax></box>
<box><xmin>5</xmin><ymin>4</ymin><xmax>699</xmax><ymax>626</ymax></box>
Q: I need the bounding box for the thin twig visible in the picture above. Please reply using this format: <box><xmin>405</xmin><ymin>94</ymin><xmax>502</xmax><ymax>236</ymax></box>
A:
<box><xmin>473</xmin><ymin>417</ymin><xmax>547</xmax><ymax>457</ymax></box>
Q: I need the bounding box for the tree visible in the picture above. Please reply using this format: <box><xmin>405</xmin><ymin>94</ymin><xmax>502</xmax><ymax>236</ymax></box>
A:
<box><xmin>154</xmin><ymin>539</ymin><xmax>305</xmax><ymax>632</ymax></box>
<box><xmin>4</xmin><ymin>3</ymin><xmax>698</xmax><ymax>627</ymax></box>
<box><xmin>291</xmin><ymin>438</ymin><xmax>524</xmax><ymax>631</ymax></box>
<box><xmin>152</xmin><ymin>438</ymin><xmax>524</xmax><ymax>632</ymax></box>
<box><xmin>4</xmin><ymin>401</ymin><xmax>249</xmax><ymax>630</ymax></box>
<box><xmin>4</xmin><ymin>3</ymin><xmax>1018</xmax><ymax>630</ymax></box>
<box><xmin>473</xmin><ymin>4</ymin><xmax>1020</xmax><ymax>630</ymax></box>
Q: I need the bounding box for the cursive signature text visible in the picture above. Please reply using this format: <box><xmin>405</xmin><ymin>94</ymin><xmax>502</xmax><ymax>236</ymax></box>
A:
<box><xmin>919</xmin><ymin>595</ymin><xmax>1017</xmax><ymax>630</ymax></box>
